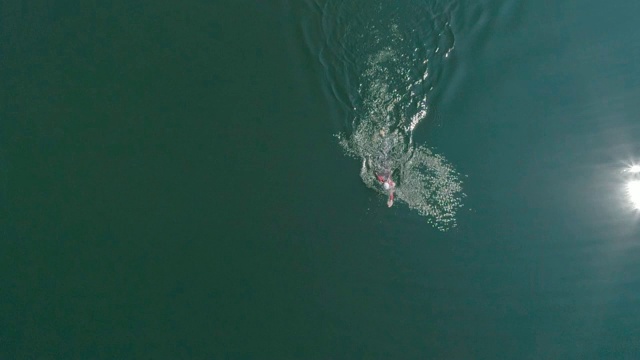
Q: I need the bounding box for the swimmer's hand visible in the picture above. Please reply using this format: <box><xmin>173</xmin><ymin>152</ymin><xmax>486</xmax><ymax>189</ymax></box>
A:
<box><xmin>387</xmin><ymin>198</ymin><xmax>394</xmax><ymax>207</ymax></box>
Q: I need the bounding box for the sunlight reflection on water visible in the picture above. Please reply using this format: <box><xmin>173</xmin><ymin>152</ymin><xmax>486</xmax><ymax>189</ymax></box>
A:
<box><xmin>627</xmin><ymin>180</ymin><xmax>640</xmax><ymax>210</ymax></box>
<box><xmin>624</xmin><ymin>165</ymin><xmax>640</xmax><ymax>210</ymax></box>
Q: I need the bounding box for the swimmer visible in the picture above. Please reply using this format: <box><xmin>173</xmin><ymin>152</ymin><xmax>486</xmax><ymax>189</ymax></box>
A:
<box><xmin>375</xmin><ymin>172</ymin><xmax>396</xmax><ymax>207</ymax></box>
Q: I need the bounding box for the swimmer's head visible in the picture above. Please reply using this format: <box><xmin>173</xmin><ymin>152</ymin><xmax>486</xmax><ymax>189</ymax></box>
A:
<box><xmin>383</xmin><ymin>182</ymin><xmax>390</xmax><ymax>190</ymax></box>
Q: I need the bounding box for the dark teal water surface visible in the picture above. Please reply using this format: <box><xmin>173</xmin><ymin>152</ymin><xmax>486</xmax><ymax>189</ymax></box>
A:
<box><xmin>3</xmin><ymin>0</ymin><xmax>640</xmax><ymax>358</ymax></box>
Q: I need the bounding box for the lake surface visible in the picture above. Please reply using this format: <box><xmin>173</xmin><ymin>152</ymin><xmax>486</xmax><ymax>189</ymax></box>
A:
<box><xmin>3</xmin><ymin>0</ymin><xmax>640</xmax><ymax>358</ymax></box>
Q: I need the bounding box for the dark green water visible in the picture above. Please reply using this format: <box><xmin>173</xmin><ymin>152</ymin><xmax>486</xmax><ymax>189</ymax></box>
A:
<box><xmin>3</xmin><ymin>0</ymin><xmax>640</xmax><ymax>358</ymax></box>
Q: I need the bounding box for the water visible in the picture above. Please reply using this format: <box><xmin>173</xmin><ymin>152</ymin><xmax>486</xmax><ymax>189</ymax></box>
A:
<box><xmin>3</xmin><ymin>0</ymin><xmax>640</xmax><ymax>358</ymax></box>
